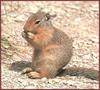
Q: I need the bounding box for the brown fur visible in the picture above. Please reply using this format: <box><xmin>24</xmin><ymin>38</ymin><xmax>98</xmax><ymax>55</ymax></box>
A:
<box><xmin>22</xmin><ymin>10</ymin><xmax>73</xmax><ymax>78</ymax></box>
<box><xmin>21</xmin><ymin>10</ymin><xmax>98</xmax><ymax>80</ymax></box>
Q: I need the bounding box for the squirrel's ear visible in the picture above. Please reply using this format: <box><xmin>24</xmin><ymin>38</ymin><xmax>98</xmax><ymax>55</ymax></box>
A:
<box><xmin>46</xmin><ymin>13</ymin><xmax>56</xmax><ymax>20</ymax></box>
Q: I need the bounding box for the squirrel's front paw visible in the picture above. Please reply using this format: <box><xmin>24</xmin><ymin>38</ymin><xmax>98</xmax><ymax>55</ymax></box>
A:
<box><xmin>22</xmin><ymin>31</ymin><xmax>34</xmax><ymax>39</ymax></box>
<box><xmin>27</xmin><ymin>71</ymin><xmax>41</xmax><ymax>79</ymax></box>
<box><xmin>27</xmin><ymin>32</ymin><xmax>35</xmax><ymax>39</ymax></box>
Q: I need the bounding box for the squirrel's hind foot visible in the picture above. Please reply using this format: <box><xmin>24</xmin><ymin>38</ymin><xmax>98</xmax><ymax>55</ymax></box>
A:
<box><xmin>27</xmin><ymin>71</ymin><xmax>41</xmax><ymax>79</ymax></box>
<box><xmin>21</xmin><ymin>67</ymin><xmax>33</xmax><ymax>74</ymax></box>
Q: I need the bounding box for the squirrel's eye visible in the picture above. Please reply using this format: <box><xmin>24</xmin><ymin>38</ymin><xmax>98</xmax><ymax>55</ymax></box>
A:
<box><xmin>35</xmin><ymin>20</ymin><xmax>40</xmax><ymax>24</ymax></box>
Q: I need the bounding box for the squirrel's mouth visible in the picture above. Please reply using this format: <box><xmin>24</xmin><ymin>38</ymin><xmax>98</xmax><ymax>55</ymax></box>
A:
<box><xmin>22</xmin><ymin>31</ymin><xmax>35</xmax><ymax>39</ymax></box>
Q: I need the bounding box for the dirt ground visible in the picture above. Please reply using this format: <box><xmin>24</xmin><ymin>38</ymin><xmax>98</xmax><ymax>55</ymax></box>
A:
<box><xmin>1</xmin><ymin>1</ymin><xmax>99</xmax><ymax>89</ymax></box>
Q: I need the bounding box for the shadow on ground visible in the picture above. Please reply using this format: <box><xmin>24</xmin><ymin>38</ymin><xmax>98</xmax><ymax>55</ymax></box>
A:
<box><xmin>9</xmin><ymin>61</ymin><xmax>66</xmax><ymax>77</ymax></box>
<box><xmin>10</xmin><ymin>61</ymin><xmax>31</xmax><ymax>72</ymax></box>
<box><xmin>9</xmin><ymin>61</ymin><xmax>99</xmax><ymax>81</ymax></box>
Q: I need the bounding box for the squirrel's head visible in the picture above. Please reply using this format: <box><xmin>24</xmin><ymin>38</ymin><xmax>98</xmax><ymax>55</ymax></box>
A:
<box><xmin>23</xmin><ymin>9</ymin><xmax>56</xmax><ymax>34</ymax></box>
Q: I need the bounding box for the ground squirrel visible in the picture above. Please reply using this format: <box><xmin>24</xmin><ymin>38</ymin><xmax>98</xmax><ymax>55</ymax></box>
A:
<box><xmin>21</xmin><ymin>10</ymin><xmax>98</xmax><ymax>80</ymax></box>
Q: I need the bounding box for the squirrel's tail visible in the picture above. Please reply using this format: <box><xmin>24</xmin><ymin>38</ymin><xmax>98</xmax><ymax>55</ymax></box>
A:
<box><xmin>58</xmin><ymin>67</ymin><xmax>99</xmax><ymax>81</ymax></box>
